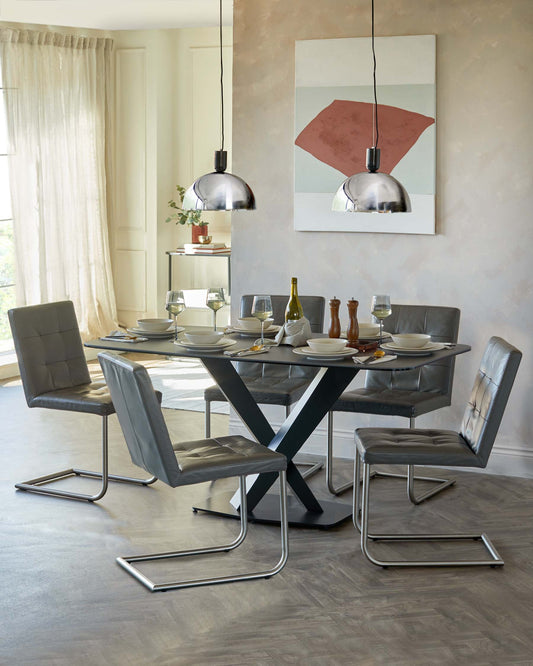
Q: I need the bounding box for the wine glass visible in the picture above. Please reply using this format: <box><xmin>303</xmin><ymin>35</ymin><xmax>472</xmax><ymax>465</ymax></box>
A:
<box><xmin>166</xmin><ymin>290</ymin><xmax>186</xmax><ymax>341</ymax></box>
<box><xmin>206</xmin><ymin>287</ymin><xmax>226</xmax><ymax>331</ymax></box>
<box><xmin>371</xmin><ymin>294</ymin><xmax>392</xmax><ymax>344</ymax></box>
<box><xmin>251</xmin><ymin>295</ymin><xmax>273</xmax><ymax>346</ymax></box>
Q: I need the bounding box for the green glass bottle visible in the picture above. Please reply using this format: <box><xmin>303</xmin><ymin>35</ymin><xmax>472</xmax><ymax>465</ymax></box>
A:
<box><xmin>285</xmin><ymin>277</ymin><xmax>304</xmax><ymax>322</ymax></box>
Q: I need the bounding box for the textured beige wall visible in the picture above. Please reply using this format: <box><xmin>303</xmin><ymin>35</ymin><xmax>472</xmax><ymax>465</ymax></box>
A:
<box><xmin>231</xmin><ymin>0</ymin><xmax>533</xmax><ymax>473</ymax></box>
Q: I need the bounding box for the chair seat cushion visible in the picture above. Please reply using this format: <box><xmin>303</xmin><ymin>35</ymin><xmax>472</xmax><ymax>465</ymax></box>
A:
<box><xmin>205</xmin><ymin>377</ymin><xmax>312</xmax><ymax>406</ymax></box>
<box><xmin>355</xmin><ymin>427</ymin><xmax>482</xmax><ymax>467</ymax></box>
<box><xmin>29</xmin><ymin>381</ymin><xmax>116</xmax><ymax>415</ymax></box>
<box><xmin>334</xmin><ymin>388</ymin><xmax>450</xmax><ymax>418</ymax></box>
<box><xmin>30</xmin><ymin>381</ymin><xmax>162</xmax><ymax>416</ymax></box>
<box><xmin>172</xmin><ymin>435</ymin><xmax>287</xmax><ymax>486</ymax></box>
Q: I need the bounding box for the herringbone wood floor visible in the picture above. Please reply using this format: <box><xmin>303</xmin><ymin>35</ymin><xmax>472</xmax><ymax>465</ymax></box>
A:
<box><xmin>2</xmin><ymin>365</ymin><xmax>533</xmax><ymax>665</ymax></box>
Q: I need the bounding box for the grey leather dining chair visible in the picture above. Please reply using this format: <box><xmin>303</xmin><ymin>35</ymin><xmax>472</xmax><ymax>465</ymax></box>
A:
<box><xmin>353</xmin><ymin>336</ymin><xmax>521</xmax><ymax>567</ymax></box>
<box><xmin>204</xmin><ymin>294</ymin><xmax>325</xmax><ymax>477</ymax></box>
<box><xmin>327</xmin><ymin>304</ymin><xmax>461</xmax><ymax>502</ymax></box>
<box><xmin>8</xmin><ymin>301</ymin><xmax>157</xmax><ymax>502</ymax></box>
<box><xmin>98</xmin><ymin>351</ymin><xmax>288</xmax><ymax>592</ymax></box>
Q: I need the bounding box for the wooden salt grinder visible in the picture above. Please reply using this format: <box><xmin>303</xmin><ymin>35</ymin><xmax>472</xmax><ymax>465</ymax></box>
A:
<box><xmin>328</xmin><ymin>297</ymin><xmax>341</xmax><ymax>338</ymax></box>
<box><xmin>346</xmin><ymin>298</ymin><xmax>359</xmax><ymax>348</ymax></box>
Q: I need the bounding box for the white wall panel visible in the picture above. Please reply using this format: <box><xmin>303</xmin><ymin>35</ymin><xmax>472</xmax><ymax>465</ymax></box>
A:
<box><xmin>113</xmin><ymin>47</ymin><xmax>147</xmax><ymax>319</ymax></box>
<box><xmin>114</xmin><ymin>250</ymin><xmax>146</xmax><ymax>312</ymax></box>
<box><xmin>115</xmin><ymin>48</ymin><xmax>146</xmax><ymax>239</ymax></box>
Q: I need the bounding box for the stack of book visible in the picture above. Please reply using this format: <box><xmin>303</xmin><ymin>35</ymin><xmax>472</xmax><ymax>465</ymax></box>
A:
<box><xmin>182</xmin><ymin>243</ymin><xmax>230</xmax><ymax>254</ymax></box>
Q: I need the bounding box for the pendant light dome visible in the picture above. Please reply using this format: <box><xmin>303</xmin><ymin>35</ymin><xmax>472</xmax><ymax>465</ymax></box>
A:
<box><xmin>183</xmin><ymin>151</ymin><xmax>255</xmax><ymax>211</ymax></box>
<box><xmin>183</xmin><ymin>0</ymin><xmax>255</xmax><ymax>212</ymax></box>
<box><xmin>332</xmin><ymin>0</ymin><xmax>411</xmax><ymax>214</ymax></box>
<box><xmin>332</xmin><ymin>148</ymin><xmax>411</xmax><ymax>213</ymax></box>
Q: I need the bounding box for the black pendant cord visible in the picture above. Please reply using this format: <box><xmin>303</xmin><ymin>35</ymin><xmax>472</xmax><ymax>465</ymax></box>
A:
<box><xmin>219</xmin><ymin>0</ymin><xmax>225</xmax><ymax>153</ymax></box>
<box><xmin>371</xmin><ymin>0</ymin><xmax>379</xmax><ymax>149</ymax></box>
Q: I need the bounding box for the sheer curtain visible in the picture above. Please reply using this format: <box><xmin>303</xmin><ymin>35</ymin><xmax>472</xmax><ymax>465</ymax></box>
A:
<box><xmin>0</xmin><ymin>28</ymin><xmax>117</xmax><ymax>339</ymax></box>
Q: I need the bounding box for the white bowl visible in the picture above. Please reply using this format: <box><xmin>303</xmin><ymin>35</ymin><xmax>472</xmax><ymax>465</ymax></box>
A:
<box><xmin>136</xmin><ymin>318</ymin><xmax>174</xmax><ymax>332</ymax></box>
<box><xmin>307</xmin><ymin>338</ymin><xmax>348</xmax><ymax>353</ymax></box>
<box><xmin>236</xmin><ymin>317</ymin><xmax>273</xmax><ymax>331</ymax></box>
<box><xmin>358</xmin><ymin>322</ymin><xmax>380</xmax><ymax>337</ymax></box>
<box><xmin>183</xmin><ymin>330</ymin><xmax>225</xmax><ymax>345</ymax></box>
<box><xmin>391</xmin><ymin>333</ymin><xmax>431</xmax><ymax>349</ymax></box>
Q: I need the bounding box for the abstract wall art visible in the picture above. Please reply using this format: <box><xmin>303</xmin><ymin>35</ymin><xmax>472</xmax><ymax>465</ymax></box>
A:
<box><xmin>294</xmin><ymin>35</ymin><xmax>436</xmax><ymax>234</ymax></box>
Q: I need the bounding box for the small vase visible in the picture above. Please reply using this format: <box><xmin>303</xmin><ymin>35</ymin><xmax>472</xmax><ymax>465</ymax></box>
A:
<box><xmin>191</xmin><ymin>224</ymin><xmax>209</xmax><ymax>243</ymax></box>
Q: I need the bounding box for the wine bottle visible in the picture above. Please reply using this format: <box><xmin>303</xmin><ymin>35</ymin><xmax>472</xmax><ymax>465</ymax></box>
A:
<box><xmin>285</xmin><ymin>277</ymin><xmax>304</xmax><ymax>322</ymax></box>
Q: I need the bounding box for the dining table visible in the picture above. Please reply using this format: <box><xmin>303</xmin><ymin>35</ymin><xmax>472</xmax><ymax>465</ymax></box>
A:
<box><xmin>85</xmin><ymin>333</ymin><xmax>470</xmax><ymax>528</ymax></box>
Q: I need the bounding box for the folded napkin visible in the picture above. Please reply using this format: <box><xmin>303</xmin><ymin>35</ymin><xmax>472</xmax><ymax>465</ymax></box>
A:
<box><xmin>274</xmin><ymin>316</ymin><xmax>313</xmax><ymax>347</ymax></box>
<box><xmin>353</xmin><ymin>354</ymin><xmax>398</xmax><ymax>365</ymax></box>
<box><xmin>100</xmin><ymin>330</ymin><xmax>147</xmax><ymax>343</ymax></box>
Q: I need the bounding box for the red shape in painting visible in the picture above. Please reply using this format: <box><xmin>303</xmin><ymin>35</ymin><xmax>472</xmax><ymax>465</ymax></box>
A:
<box><xmin>295</xmin><ymin>99</ymin><xmax>434</xmax><ymax>176</ymax></box>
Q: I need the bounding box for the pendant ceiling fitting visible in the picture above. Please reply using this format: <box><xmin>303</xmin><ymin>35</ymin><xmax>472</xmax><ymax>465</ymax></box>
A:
<box><xmin>332</xmin><ymin>1</ymin><xmax>411</xmax><ymax>214</ymax></box>
<box><xmin>183</xmin><ymin>0</ymin><xmax>255</xmax><ymax>211</ymax></box>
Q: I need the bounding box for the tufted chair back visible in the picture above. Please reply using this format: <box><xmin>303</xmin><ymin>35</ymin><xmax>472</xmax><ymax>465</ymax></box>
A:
<box><xmin>98</xmin><ymin>352</ymin><xmax>181</xmax><ymax>486</ymax></box>
<box><xmin>238</xmin><ymin>295</ymin><xmax>325</xmax><ymax>380</ymax></box>
<box><xmin>365</xmin><ymin>304</ymin><xmax>461</xmax><ymax>395</ymax></box>
<box><xmin>8</xmin><ymin>300</ymin><xmax>91</xmax><ymax>407</ymax></box>
<box><xmin>460</xmin><ymin>336</ymin><xmax>522</xmax><ymax>467</ymax></box>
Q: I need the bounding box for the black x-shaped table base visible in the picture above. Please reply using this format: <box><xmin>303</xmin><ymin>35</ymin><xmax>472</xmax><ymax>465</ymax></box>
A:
<box><xmin>193</xmin><ymin>357</ymin><xmax>358</xmax><ymax>528</ymax></box>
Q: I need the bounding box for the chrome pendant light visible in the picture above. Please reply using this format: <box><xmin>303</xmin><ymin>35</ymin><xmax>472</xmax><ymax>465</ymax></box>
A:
<box><xmin>332</xmin><ymin>0</ymin><xmax>411</xmax><ymax>214</ymax></box>
<box><xmin>183</xmin><ymin>0</ymin><xmax>255</xmax><ymax>211</ymax></box>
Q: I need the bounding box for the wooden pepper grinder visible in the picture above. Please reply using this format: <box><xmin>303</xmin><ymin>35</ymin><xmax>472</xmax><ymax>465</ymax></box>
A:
<box><xmin>328</xmin><ymin>297</ymin><xmax>341</xmax><ymax>338</ymax></box>
<box><xmin>346</xmin><ymin>298</ymin><xmax>359</xmax><ymax>348</ymax></box>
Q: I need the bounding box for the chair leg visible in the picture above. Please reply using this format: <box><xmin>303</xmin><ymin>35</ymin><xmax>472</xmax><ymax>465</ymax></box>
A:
<box><xmin>205</xmin><ymin>399</ymin><xmax>211</xmax><ymax>438</ymax></box>
<box><xmin>353</xmin><ymin>453</ymin><xmax>504</xmax><ymax>568</ymax></box>
<box><xmin>326</xmin><ymin>411</ymin><xmax>353</xmax><ymax>495</ymax></box>
<box><xmin>368</xmin><ymin>419</ymin><xmax>456</xmax><ymax>504</ymax></box>
<box><xmin>15</xmin><ymin>415</ymin><xmax>157</xmax><ymax>502</ymax></box>
<box><xmin>116</xmin><ymin>471</ymin><xmax>289</xmax><ymax>592</ymax></box>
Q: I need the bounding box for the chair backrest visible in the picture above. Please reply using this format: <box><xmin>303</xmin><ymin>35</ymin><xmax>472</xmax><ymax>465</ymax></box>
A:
<box><xmin>98</xmin><ymin>352</ymin><xmax>181</xmax><ymax>487</ymax></box>
<box><xmin>461</xmin><ymin>336</ymin><xmax>522</xmax><ymax>467</ymax></box>
<box><xmin>239</xmin><ymin>295</ymin><xmax>325</xmax><ymax>379</ymax></box>
<box><xmin>365</xmin><ymin>304</ymin><xmax>461</xmax><ymax>397</ymax></box>
<box><xmin>240</xmin><ymin>295</ymin><xmax>325</xmax><ymax>333</ymax></box>
<box><xmin>8</xmin><ymin>300</ymin><xmax>91</xmax><ymax>406</ymax></box>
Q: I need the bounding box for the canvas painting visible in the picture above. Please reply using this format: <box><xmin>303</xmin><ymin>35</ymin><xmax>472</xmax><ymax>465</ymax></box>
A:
<box><xmin>294</xmin><ymin>35</ymin><xmax>436</xmax><ymax>234</ymax></box>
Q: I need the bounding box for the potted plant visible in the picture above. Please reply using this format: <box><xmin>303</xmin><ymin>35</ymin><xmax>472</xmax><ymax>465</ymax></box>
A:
<box><xmin>166</xmin><ymin>185</ymin><xmax>209</xmax><ymax>243</ymax></box>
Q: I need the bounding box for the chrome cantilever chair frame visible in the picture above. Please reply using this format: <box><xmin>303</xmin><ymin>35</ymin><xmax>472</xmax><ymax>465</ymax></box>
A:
<box><xmin>205</xmin><ymin>294</ymin><xmax>326</xmax><ymax>480</ymax></box>
<box><xmin>353</xmin><ymin>454</ymin><xmax>503</xmax><ymax>568</ymax></box>
<box><xmin>118</xmin><ymin>473</ymin><xmax>288</xmax><ymax>592</ymax></box>
<box><xmin>15</xmin><ymin>414</ymin><xmax>156</xmax><ymax>503</ymax></box>
<box><xmin>9</xmin><ymin>301</ymin><xmax>157</xmax><ymax>502</ymax></box>
<box><xmin>99</xmin><ymin>351</ymin><xmax>289</xmax><ymax>592</ymax></box>
<box><xmin>352</xmin><ymin>336</ymin><xmax>521</xmax><ymax>567</ymax></box>
<box><xmin>327</xmin><ymin>304</ymin><xmax>460</xmax><ymax>502</ymax></box>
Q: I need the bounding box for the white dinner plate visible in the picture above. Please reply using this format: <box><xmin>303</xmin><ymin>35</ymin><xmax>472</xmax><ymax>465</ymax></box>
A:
<box><xmin>227</xmin><ymin>324</ymin><xmax>281</xmax><ymax>337</ymax></box>
<box><xmin>381</xmin><ymin>341</ymin><xmax>445</xmax><ymax>356</ymax></box>
<box><xmin>341</xmin><ymin>331</ymin><xmax>391</xmax><ymax>341</ymax></box>
<box><xmin>292</xmin><ymin>346</ymin><xmax>357</xmax><ymax>361</ymax></box>
<box><xmin>127</xmin><ymin>326</ymin><xmax>183</xmax><ymax>339</ymax></box>
<box><xmin>174</xmin><ymin>338</ymin><xmax>237</xmax><ymax>351</ymax></box>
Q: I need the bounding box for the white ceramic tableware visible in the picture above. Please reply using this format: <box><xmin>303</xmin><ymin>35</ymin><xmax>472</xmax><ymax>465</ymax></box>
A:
<box><xmin>307</xmin><ymin>338</ymin><xmax>348</xmax><ymax>353</ymax></box>
<box><xmin>292</xmin><ymin>346</ymin><xmax>356</xmax><ymax>361</ymax></box>
<box><xmin>358</xmin><ymin>322</ymin><xmax>380</xmax><ymax>337</ymax></box>
<box><xmin>236</xmin><ymin>317</ymin><xmax>273</xmax><ymax>331</ymax></box>
<box><xmin>183</xmin><ymin>329</ymin><xmax>225</xmax><ymax>345</ymax></box>
<box><xmin>136</xmin><ymin>318</ymin><xmax>174</xmax><ymax>332</ymax></box>
<box><xmin>127</xmin><ymin>326</ymin><xmax>182</xmax><ymax>338</ymax></box>
<box><xmin>390</xmin><ymin>333</ymin><xmax>431</xmax><ymax>349</ymax></box>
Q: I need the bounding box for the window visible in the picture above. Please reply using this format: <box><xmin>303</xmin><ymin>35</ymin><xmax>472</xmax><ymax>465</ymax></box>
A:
<box><xmin>0</xmin><ymin>85</ymin><xmax>15</xmax><ymax>353</ymax></box>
